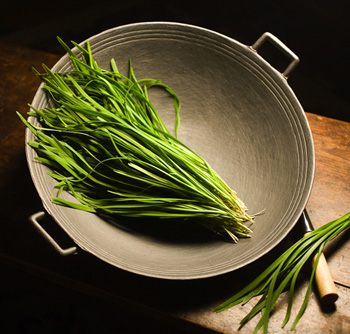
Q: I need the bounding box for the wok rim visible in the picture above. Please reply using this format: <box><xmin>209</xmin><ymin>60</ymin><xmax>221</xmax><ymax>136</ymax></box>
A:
<box><xmin>25</xmin><ymin>21</ymin><xmax>315</xmax><ymax>279</ymax></box>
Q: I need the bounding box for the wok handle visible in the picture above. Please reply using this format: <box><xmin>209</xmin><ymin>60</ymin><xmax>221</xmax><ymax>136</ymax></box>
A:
<box><xmin>312</xmin><ymin>253</ymin><xmax>339</xmax><ymax>304</ymax></box>
<box><xmin>251</xmin><ymin>32</ymin><xmax>299</xmax><ymax>78</ymax></box>
<box><xmin>302</xmin><ymin>211</ymin><xmax>339</xmax><ymax>304</ymax></box>
<box><xmin>29</xmin><ymin>211</ymin><xmax>78</xmax><ymax>256</ymax></box>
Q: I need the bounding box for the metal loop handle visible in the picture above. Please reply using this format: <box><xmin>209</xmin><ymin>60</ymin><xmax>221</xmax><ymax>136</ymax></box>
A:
<box><xmin>251</xmin><ymin>32</ymin><xmax>299</xmax><ymax>78</ymax></box>
<box><xmin>29</xmin><ymin>211</ymin><xmax>78</xmax><ymax>256</ymax></box>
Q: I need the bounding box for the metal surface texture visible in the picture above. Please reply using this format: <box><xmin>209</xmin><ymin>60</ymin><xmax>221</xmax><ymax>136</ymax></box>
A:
<box><xmin>25</xmin><ymin>22</ymin><xmax>315</xmax><ymax>279</ymax></box>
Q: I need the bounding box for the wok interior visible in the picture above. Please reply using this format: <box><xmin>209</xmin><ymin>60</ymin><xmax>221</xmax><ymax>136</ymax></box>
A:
<box><xmin>27</xmin><ymin>23</ymin><xmax>314</xmax><ymax>279</ymax></box>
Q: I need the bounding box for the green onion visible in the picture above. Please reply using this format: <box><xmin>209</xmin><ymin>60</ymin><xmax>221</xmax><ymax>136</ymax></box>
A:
<box><xmin>18</xmin><ymin>37</ymin><xmax>255</xmax><ymax>241</ymax></box>
<box><xmin>214</xmin><ymin>211</ymin><xmax>350</xmax><ymax>332</ymax></box>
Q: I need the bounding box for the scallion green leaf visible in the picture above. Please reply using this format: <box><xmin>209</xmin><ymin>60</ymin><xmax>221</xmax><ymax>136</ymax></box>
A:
<box><xmin>19</xmin><ymin>37</ymin><xmax>256</xmax><ymax>241</ymax></box>
<box><xmin>214</xmin><ymin>211</ymin><xmax>350</xmax><ymax>332</ymax></box>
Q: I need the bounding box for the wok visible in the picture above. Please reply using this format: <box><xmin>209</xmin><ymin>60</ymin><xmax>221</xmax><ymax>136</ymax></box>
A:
<box><xmin>26</xmin><ymin>22</ymin><xmax>314</xmax><ymax>279</ymax></box>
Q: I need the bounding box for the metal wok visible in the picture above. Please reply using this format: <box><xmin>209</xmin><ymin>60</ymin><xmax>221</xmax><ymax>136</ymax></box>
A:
<box><xmin>25</xmin><ymin>22</ymin><xmax>314</xmax><ymax>279</ymax></box>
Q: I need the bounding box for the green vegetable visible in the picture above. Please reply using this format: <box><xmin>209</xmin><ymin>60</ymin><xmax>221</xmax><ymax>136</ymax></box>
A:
<box><xmin>18</xmin><ymin>37</ymin><xmax>254</xmax><ymax>241</ymax></box>
<box><xmin>214</xmin><ymin>211</ymin><xmax>350</xmax><ymax>332</ymax></box>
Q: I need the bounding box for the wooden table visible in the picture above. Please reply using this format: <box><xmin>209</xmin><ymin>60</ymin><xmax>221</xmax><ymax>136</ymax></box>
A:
<box><xmin>1</xmin><ymin>41</ymin><xmax>349</xmax><ymax>333</ymax></box>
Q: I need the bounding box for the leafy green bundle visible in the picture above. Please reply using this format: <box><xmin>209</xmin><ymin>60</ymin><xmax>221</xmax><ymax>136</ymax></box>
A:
<box><xmin>215</xmin><ymin>211</ymin><xmax>350</xmax><ymax>332</ymax></box>
<box><xmin>19</xmin><ymin>37</ymin><xmax>254</xmax><ymax>241</ymax></box>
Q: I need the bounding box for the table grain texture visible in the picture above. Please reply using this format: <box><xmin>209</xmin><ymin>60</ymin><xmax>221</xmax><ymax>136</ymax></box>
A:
<box><xmin>1</xmin><ymin>41</ymin><xmax>349</xmax><ymax>333</ymax></box>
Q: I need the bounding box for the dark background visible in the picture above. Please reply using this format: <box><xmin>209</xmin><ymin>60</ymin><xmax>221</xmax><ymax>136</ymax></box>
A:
<box><xmin>1</xmin><ymin>1</ymin><xmax>348</xmax><ymax>333</ymax></box>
